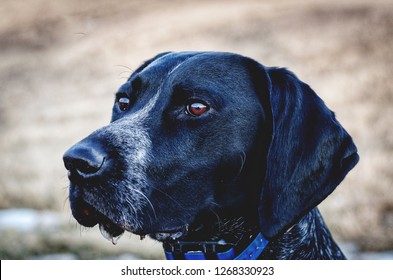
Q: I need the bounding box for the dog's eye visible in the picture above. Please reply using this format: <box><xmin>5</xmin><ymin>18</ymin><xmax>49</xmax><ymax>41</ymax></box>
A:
<box><xmin>186</xmin><ymin>102</ymin><xmax>209</xmax><ymax>117</ymax></box>
<box><xmin>118</xmin><ymin>97</ymin><xmax>131</xmax><ymax>111</ymax></box>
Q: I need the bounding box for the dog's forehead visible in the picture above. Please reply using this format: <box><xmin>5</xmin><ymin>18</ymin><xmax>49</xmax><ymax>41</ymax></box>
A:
<box><xmin>140</xmin><ymin>52</ymin><xmax>199</xmax><ymax>77</ymax></box>
<box><xmin>141</xmin><ymin>52</ymin><xmax>249</xmax><ymax>80</ymax></box>
<box><xmin>166</xmin><ymin>53</ymin><xmax>257</xmax><ymax>95</ymax></box>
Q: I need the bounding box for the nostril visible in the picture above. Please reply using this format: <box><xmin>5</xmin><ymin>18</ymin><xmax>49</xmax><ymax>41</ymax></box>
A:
<box><xmin>63</xmin><ymin>144</ymin><xmax>105</xmax><ymax>177</ymax></box>
<box><xmin>65</xmin><ymin>157</ymin><xmax>103</xmax><ymax>175</ymax></box>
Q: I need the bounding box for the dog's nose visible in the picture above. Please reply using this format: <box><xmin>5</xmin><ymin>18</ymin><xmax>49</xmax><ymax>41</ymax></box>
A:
<box><xmin>63</xmin><ymin>144</ymin><xmax>105</xmax><ymax>178</ymax></box>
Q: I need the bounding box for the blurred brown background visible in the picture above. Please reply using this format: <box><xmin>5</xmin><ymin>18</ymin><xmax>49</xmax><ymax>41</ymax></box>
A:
<box><xmin>0</xmin><ymin>0</ymin><xmax>392</xmax><ymax>259</ymax></box>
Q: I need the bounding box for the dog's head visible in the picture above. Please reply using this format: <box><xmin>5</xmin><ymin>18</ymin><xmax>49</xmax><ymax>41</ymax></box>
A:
<box><xmin>63</xmin><ymin>52</ymin><xmax>358</xmax><ymax>243</ymax></box>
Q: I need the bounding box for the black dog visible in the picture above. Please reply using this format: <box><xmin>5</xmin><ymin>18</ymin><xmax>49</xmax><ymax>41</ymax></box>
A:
<box><xmin>63</xmin><ymin>52</ymin><xmax>359</xmax><ymax>259</ymax></box>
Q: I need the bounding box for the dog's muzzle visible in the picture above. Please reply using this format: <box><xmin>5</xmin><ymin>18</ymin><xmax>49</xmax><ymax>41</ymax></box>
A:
<box><xmin>63</xmin><ymin>143</ymin><xmax>127</xmax><ymax>244</ymax></box>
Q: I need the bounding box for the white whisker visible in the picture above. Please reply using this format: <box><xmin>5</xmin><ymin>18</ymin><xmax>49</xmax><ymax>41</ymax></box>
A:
<box><xmin>236</xmin><ymin>151</ymin><xmax>247</xmax><ymax>177</ymax></box>
<box><xmin>129</xmin><ymin>187</ymin><xmax>157</xmax><ymax>220</ymax></box>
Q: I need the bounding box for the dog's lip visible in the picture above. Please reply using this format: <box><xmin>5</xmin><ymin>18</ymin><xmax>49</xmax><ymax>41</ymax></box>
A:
<box><xmin>99</xmin><ymin>221</ymin><xmax>125</xmax><ymax>245</ymax></box>
<box><xmin>71</xmin><ymin>199</ymin><xmax>101</xmax><ymax>228</ymax></box>
<box><xmin>71</xmin><ymin>199</ymin><xmax>127</xmax><ymax>244</ymax></box>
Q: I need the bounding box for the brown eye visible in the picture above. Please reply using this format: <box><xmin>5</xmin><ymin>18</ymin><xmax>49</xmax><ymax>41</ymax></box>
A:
<box><xmin>118</xmin><ymin>97</ymin><xmax>130</xmax><ymax>111</ymax></box>
<box><xmin>186</xmin><ymin>102</ymin><xmax>209</xmax><ymax>117</ymax></box>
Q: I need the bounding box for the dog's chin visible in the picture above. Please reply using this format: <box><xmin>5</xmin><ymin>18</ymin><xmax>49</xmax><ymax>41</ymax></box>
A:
<box><xmin>98</xmin><ymin>220</ymin><xmax>126</xmax><ymax>245</ymax></box>
<box><xmin>70</xmin><ymin>199</ymin><xmax>126</xmax><ymax>244</ymax></box>
<box><xmin>148</xmin><ymin>226</ymin><xmax>189</xmax><ymax>242</ymax></box>
<box><xmin>100</xmin><ymin>220</ymin><xmax>189</xmax><ymax>243</ymax></box>
<box><xmin>71</xmin><ymin>198</ymin><xmax>189</xmax><ymax>244</ymax></box>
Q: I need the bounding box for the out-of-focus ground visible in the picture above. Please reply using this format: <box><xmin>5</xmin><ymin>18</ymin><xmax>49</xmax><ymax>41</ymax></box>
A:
<box><xmin>0</xmin><ymin>0</ymin><xmax>392</xmax><ymax>259</ymax></box>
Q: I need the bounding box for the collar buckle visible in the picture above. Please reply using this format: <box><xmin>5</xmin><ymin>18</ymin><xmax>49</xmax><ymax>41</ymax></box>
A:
<box><xmin>163</xmin><ymin>232</ymin><xmax>269</xmax><ymax>260</ymax></box>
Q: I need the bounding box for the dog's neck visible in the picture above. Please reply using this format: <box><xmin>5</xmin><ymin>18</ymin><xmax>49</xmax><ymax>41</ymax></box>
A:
<box><xmin>260</xmin><ymin>208</ymin><xmax>346</xmax><ymax>260</ymax></box>
<box><xmin>169</xmin><ymin>208</ymin><xmax>346</xmax><ymax>260</ymax></box>
<box><xmin>184</xmin><ymin>213</ymin><xmax>258</xmax><ymax>244</ymax></box>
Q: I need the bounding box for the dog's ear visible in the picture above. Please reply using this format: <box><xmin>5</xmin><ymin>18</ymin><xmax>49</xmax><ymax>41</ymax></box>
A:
<box><xmin>252</xmin><ymin>65</ymin><xmax>359</xmax><ymax>239</ymax></box>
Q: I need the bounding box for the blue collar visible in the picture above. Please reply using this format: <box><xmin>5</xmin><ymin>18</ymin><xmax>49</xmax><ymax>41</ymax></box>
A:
<box><xmin>163</xmin><ymin>232</ymin><xmax>269</xmax><ymax>260</ymax></box>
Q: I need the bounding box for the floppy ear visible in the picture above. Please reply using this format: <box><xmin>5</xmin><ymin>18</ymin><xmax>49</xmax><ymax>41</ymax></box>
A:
<box><xmin>256</xmin><ymin>66</ymin><xmax>359</xmax><ymax>239</ymax></box>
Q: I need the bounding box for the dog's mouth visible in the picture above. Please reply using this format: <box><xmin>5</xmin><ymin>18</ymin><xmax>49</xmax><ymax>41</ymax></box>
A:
<box><xmin>71</xmin><ymin>199</ymin><xmax>189</xmax><ymax>244</ymax></box>
<box><xmin>71</xmin><ymin>199</ymin><xmax>125</xmax><ymax>244</ymax></box>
